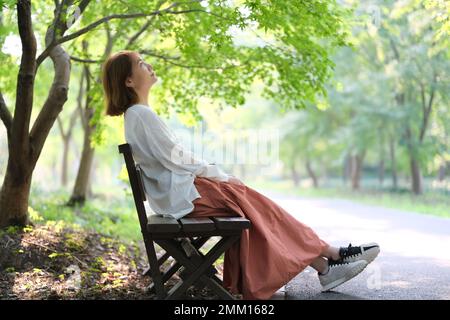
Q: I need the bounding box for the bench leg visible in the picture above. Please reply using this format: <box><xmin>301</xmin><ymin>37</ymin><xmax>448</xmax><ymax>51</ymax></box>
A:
<box><xmin>146</xmin><ymin>261</ymin><xmax>181</xmax><ymax>294</ymax></box>
<box><xmin>158</xmin><ymin>234</ymin><xmax>240</xmax><ymax>300</ymax></box>
<box><xmin>191</xmin><ymin>249</ymin><xmax>225</xmax><ymax>291</ymax></box>
<box><xmin>145</xmin><ymin>237</ymin><xmax>166</xmax><ymax>299</ymax></box>
<box><xmin>147</xmin><ymin>236</ymin><xmax>210</xmax><ymax>294</ymax></box>
<box><xmin>189</xmin><ymin>242</ymin><xmax>234</xmax><ymax>299</ymax></box>
<box><xmin>178</xmin><ymin>251</ymin><xmax>221</xmax><ymax>293</ymax></box>
<box><xmin>143</xmin><ymin>251</ymin><xmax>170</xmax><ymax>276</ymax></box>
<box><xmin>168</xmin><ymin>235</ymin><xmax>239</xmax><ymax>300</ymax></box>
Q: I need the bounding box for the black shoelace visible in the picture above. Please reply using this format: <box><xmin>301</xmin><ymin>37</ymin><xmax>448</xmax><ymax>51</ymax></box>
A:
<box><xmin>328</xmin><ymin>243</ymin><xmax>362</xmax><ymax>266</ymax></box>
<box><xmin>340</xmin><ymin>243</ymin><xmax>362</xmax><ymax>258</ymax></box>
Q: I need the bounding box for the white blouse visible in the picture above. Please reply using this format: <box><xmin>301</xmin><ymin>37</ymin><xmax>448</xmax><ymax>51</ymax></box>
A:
<box><xmin>124</xmin><ymin>104</ymin><xmax>230</xmax><ymax>220</ymax></box>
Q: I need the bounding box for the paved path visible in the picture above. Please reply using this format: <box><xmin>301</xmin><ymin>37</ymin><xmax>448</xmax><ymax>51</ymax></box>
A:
<box><xmin>259</xmin><ymin>190</ymin><xmax>450</xmax><ymax>300</ymax></box>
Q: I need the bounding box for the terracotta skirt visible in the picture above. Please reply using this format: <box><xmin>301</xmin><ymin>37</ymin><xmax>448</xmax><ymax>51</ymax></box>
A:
<box><xmin>185</xmin><ymin>177</ymin><xmax>329</xmax><ymax>300</ymax></box>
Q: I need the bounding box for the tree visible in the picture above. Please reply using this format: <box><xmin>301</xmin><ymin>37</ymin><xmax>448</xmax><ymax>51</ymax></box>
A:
<box><xmin>279</xmin><ymin>106</ymin><xmax>337</xmax><ymax>188</ymax></box>
<box><xmin>0</xmin><ymin>0</ymin><xmax>84</xmax><ymax>227</ymax></box>
<box><xmin>360</xmin><ymin>0</ymin><xmax>450</xmax><ymax>194</ymax></box>
<box><xmin>0</xmin><ymin>0</ymin><xmax>350</xmax><ymax>227</ymax></box>
<box><xmin>326</xmin><ymin>0</ymin><xmax>450</xmax><ymax>194</ymax></box>
<box><xmin>56</xmin><ymin>101</ymin><xmax>79</xmax><ymax>187</ymax></box>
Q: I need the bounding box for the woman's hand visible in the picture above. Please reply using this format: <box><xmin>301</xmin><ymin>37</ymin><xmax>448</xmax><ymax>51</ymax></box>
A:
<box><xmin>228</xmin><ymin>175</ymin><xmax>245</xmax><ymax>186</ymax></box>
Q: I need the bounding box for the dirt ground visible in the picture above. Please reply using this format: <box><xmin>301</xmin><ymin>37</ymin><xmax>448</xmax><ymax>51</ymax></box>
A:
<box><xmin>0</xmin><ymin>223</ymin><xmax>227</xmax><ymax>300</ymax></box>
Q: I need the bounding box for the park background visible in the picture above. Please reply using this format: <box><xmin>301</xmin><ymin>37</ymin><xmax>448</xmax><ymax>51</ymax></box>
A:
<box><xmin>0</xmin><ymin>0</ymin><xmax>449</xmax><ymax>299</ymax></box>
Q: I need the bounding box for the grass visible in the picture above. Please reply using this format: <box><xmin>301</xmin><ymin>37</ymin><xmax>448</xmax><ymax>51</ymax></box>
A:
<box><xmin>245</xmin><ymin>178</ymin><xmax>450</xmax><ymax>219</ymax></box>
<box><xmin>28</xmin><ymin>185</ymin><xmax>142</xmax><ymax>244</ymax></box>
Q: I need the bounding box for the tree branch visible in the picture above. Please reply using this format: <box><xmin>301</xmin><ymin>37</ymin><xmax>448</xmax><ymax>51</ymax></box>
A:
<box><xmin>36</xmin><ymin>0</ymin><xmax>91</xmax><ymax>67</ymax></box>
<box><xmin>69</xmin><ymin>21</ymin><xmax>115</xmax><ymax>65</ymax></box>
<box><xmin>29</xmin><ymin>30</ymin><xmax>72</xmax><ymax>164</ymax></box>
<box><xmin>0</xmin><ymin>91</ymin><xmax>12</xmax><ymax>139</ymax></box>
<box><xmin>49</xmin><ymin>0</ymin><xmax>66</xmax><ymax>45</ymax></box>
<box><xmin>140</xmin><ymin>49</ymin><xmax>250</xmax><ymax>70</ymax></box>
<box><xmin>389</xmin><ymin>37</ymin><xmax>400</xmax><ymax>61</ymax></box>
<box><xmin>29</xmin><ymin>0</ymin><xmax>93</xmax><ymax>161</ymax></box>
<box><xmin>70</xmin><ymin>56</ymin><xmax>100</xmax><ymax>63</ymax></box>
<box><xmin>57</xmin><ymin>104</ymin><xmax>79</xmax><ymax>141</ymax></box>
<box><xmin>125</xmin><ymin>0</ymin><xmax>166</xmax><ymax>49</ymax></box>
<box><xmin>60</xmin><ymin>8</ymin><xmax>206</xmax><ymax>43</ymax></box>
<box><xmin>103</xmin><ymin>23</ymin><xmax>115</xmax><ymax>59</ymax></box>
<box><xmin>12</xmin><ymin>0</ymin><xmax>37</xmax><ymax>161</ymax></box>
<box><xmin>419</xmin><ymin>72</ymin><xmax>437</xmax><ymax>142</ymax></box>
<box><xmin>56</xmin><ymin>115</ymin><xmax>65</xmax><ymax>139</ymax></box>
<box><xmin>36</xmin><ymin>1</ymin><xmax>218</xmax><ymax>66</ymax></box>
<box><xmin>420</xmin><ymin>82</ymin><xmax>426</xmax><ymax>117</ymax></box>
<box><xmin>76</xmin><ymin>65</ymin><xmax>87</xmax><ymax>131</ymax></box>
<box><xmin>67</xmin><ymin>106</ymin><xmax>79</xmax><ymax>135</ymax></box>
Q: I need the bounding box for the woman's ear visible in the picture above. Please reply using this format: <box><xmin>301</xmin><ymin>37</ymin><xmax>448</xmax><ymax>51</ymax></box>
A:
<box><xmin>125</xmin><ymin>77</ymin><xmax>134</xmax><ymax>88</ymax></box>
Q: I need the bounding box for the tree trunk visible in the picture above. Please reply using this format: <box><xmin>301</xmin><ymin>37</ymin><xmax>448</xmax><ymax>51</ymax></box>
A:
<box><xmin>410</xmin><ymin>155</ymin><xmax>423</xmax><ymax>195</ymax></box>
<box><xmin>57</xmin><ymin>100</ymin><xmax>80</xmax><ymax>188</ymax></box>
<box><xmin>351</xmin><ymin>152</ymin><xmax>365</xmax><ymax>191</ymax></box>
<box><xmin>405</xmin><ymin>126</ymin><xmax>423</xmax><ymax>195</ymax></box>
<box><xmin>290</xmin><ymin>163</ymin><xmax>300</xmax><ymax>187</ymax></box>
<box><xmin>343</xmin><ymin>153</ymin><xmax>351</xmax><ymax>186</ymax></box>
<box><xmin>305</xmin><ymin>160</ymin><xmax>318</xmax><ymax>188</ymax></box>
<box><xmin>378</xmin><ymin>133</ymin><xmax>385</xmax><ymax>187</ymax></box>
<box><xmin>61</xmin><ymin>137</ymin><xmax>70</xmax><ymax>187</ymax></box>
<box><xmin>68</xmin><ymin>43</ymin><xmax>93</xmax><ymax>207</ymax></box>
<box><xmin>0</xmin><ymin>0</ymin><xmax>36</xmax><ymax>228</ymax></box>
<box><xmin>0</xmin><ymin>1</ymin><xmax>89</xmax><ymax>227</ymax></box>
<box><xmin>67</xmin><ymin>66</ymin><xmax>93</xmax><ymax>205</ymax></box>
<box><xmin>437</xmin><ymin>163</ymin><xmax>446</xmax><ymax>182</ymax></box>
<box><xmin>0</xmin><ymin>161</ymin><xmax>32</xmax><ymax>227</ymax></box>
<box><xmin>68</xmin><ymin>37</ymin><xmax>113</xmax><ymax>206</ymax></box>
<box><xmin>59</xmin><ymin>68</ymin><xmax>84</xmax><ymax>188</ymax></box>
<box><xmin>321</xmin><ymin>161</ymin><xmax>328</xmax><ymax>185</ymax></box>
<box><xmin>378</xmin><ymin>159</ymin><xmax>385</xmax><ymax>187</ymax></box>
<box><xmin>389</xmin><ymin>138</ymin><xmax>398</xmax><ymax>190</ymax></box>
<box><xmin>68</xmin><ymin>111</ymin><xmax>95</xmax><ymax>206</ymax></box>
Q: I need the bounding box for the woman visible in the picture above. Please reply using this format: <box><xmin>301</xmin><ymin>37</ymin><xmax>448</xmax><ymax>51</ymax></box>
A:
<box><xmin>102</xmin><ymin>50</ymin><xmax>380</xmax><ymax>300</ymax></box>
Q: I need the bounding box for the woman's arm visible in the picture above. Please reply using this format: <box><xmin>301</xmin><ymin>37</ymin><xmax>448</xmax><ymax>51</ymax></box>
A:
<box><xmin>128</xmin><ymin>108</ymin><xmax>230</xmax><ymax>182</ymax></box>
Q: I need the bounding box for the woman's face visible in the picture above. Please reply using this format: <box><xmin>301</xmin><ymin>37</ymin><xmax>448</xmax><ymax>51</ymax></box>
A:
<box><xmin>126</xmin><ymin>53</ymin><xmax>158</xmax><ymax>92</ymax></box>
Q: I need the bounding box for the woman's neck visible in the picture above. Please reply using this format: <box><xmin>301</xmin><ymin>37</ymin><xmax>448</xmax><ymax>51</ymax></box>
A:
<box><xmin>136</xmin><ymin>90</ymin><xmax>149</xmax><ymax>106</ymax></box>
<box><xmin>137</xmin><ymin>99</ymin><xmax>149</xmax><ymax>106</ymax></box>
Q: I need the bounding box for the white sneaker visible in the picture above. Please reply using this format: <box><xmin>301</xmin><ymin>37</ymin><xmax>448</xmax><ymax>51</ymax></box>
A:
<box><xmin>319</xmin><ymin>260</ymin><xmax>368</xmax><ymax>292</ymax></box>
<box><xmin>329</xmin><ymin>242</ymin><xmax>380</xmax><ymax>266</ymax></box>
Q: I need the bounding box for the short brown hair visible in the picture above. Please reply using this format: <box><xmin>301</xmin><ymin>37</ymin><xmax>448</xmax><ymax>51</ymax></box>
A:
<box><xmin>102</xmin><ymin>51</ymin><xmax>139</xmax><ymax>116</ymax></box>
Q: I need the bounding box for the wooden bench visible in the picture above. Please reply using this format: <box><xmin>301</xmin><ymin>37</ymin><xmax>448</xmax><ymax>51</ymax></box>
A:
<box><xmin>118</xmin><ymin>143</ymin><xmax>251</xmax><ymax>299</ymax></box>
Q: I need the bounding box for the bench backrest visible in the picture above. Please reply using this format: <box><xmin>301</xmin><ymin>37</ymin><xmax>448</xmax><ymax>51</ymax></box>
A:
<box><xmin>118</xmin><ymin>143</ymin><xmax>149</xmax><ymax>233</ymax></box>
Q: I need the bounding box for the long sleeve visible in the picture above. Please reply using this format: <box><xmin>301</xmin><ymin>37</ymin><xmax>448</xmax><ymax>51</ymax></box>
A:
<box><xmin>127</xmin><ymin>107</ymin><xmax>229</xmax><ymax>182</ymax></box>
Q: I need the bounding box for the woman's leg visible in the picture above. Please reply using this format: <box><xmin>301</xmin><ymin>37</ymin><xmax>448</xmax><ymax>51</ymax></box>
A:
<box><xmin>189</xmin><ymin>178</ymin><xmax>379</xmax><ymax>295</ymax></box>
<box><xmin>310</xmin><ymin>243</ymin><xmax>359</xmax><ymax>273</ymax></box>
<box><xmin>189</xmin><ymin>177</ymin><xmax>331</xmax><ymax>299</ymax></box>
<box><xmin>309</xmin><ymin>256</ymin><xmax>328</xmax><ymax>274</ymax></box>
<box><xmin>320</xmin><ymin>245</ymin><xmax>341</xmax><ymax>260</ymax></box>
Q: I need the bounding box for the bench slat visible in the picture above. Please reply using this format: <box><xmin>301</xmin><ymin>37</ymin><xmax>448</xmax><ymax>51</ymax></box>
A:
<box><xmin>179</xmin><ymin>218</ymin><xmax>216</xmax><ymax>232</ymax></box>
<box><xmin>147</xmin><ymin>215</ymin><xmax>181</xmax><ymax>233</ymax></box>
<box><xmin>211</xmin><ymin>217</ymin><xmax>251</xmax><ymax>231</ymax></box>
